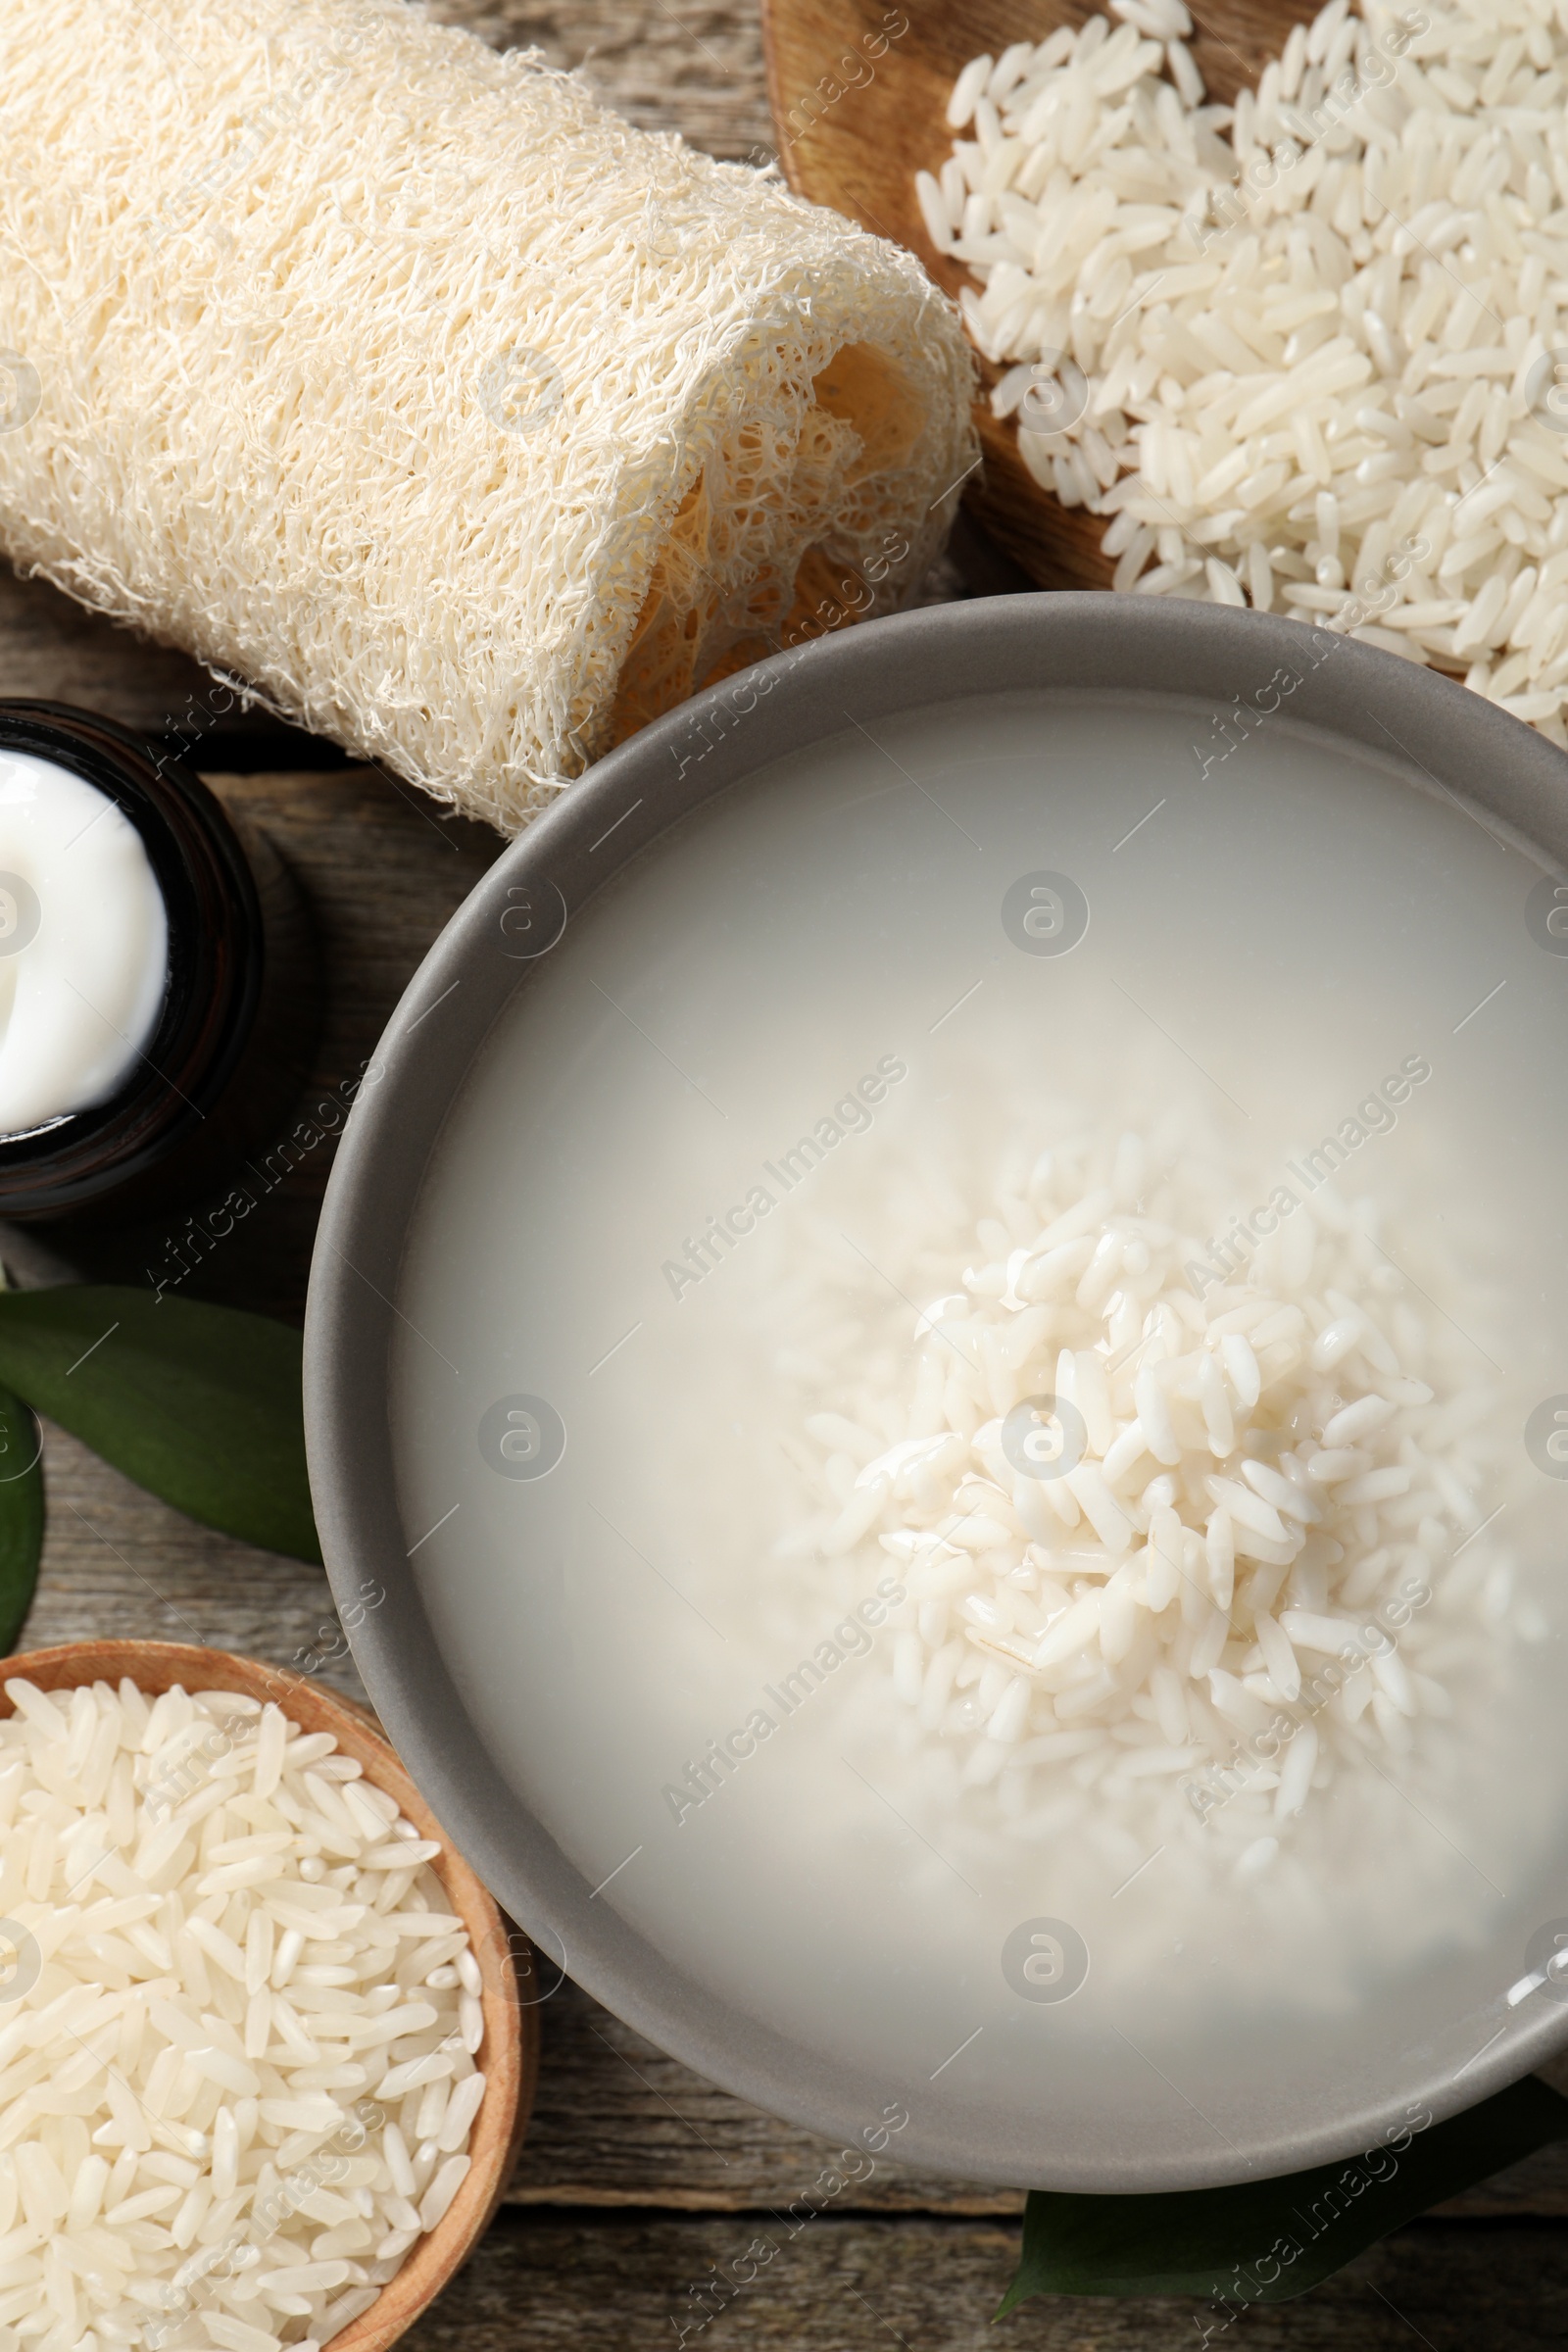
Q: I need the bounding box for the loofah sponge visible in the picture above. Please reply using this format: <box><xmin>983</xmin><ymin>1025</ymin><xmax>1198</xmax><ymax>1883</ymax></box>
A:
<box><xmin>0</xmin><ymin>0</ymin><xmax>976</xmax><ymax>830</ymax></box>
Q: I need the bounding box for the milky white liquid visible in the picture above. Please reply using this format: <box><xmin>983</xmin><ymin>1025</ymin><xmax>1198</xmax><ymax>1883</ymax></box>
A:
<box><xmin>390</xmin><ymin>691</ymin><xmax>1568</xmax><ymax>2180</ymax></box>
<box><xmin>0</xmin><ymin>751</ymin><xmax>169</xmax><ymax>1133</ymax></box>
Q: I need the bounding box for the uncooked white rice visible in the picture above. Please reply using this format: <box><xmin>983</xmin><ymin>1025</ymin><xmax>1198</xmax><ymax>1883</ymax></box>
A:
<box><xmin>0</xmin><ymin>1680</ymin><xmax>485</xmax><ymax>2351</ymax></box>
<box><xmin>784</xmin><ymin>1118</ymin><xmax>1529</xmax><ymax>1884</ymax></box>
<box><xmin>917</xmin><ymin>0</ymin><xmax>1568</xmax><ymax>745</ymax></box>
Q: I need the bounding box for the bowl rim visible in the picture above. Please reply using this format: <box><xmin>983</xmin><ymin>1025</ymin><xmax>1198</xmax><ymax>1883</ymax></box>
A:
<box><xmin>0</xmin><ymin>1637</ymin><xmax>537</xmax><ymax>2351</ymax></box>
<box><xmin>305</xmin><ymin>591</ymin><xmax>1568</xmax><ymax>2192</ymax></box>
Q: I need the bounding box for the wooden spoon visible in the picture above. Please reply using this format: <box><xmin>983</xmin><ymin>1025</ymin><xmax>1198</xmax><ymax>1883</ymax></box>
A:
<box><xmin>761</xmin><ymin>0</ymin><xmax>1320</xmax><ymax>588</ymax></box>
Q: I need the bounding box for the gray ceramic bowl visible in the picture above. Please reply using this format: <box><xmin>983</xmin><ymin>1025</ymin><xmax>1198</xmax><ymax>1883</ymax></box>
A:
<box><xmin>306</xmin><ymin>594</ymin><xmax>1568</xmax><ymax>2191</ymax></box>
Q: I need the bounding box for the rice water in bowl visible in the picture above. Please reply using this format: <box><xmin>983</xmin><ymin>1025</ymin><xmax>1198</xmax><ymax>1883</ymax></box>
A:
<box><xmin>309</xmin><ymin>597</ymin><xmax>1568</xmax><ymax>2190</ymax></box>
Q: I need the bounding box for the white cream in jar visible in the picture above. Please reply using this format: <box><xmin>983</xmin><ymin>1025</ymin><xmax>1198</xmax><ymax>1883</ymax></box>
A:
<box><xmin>0</xmin><ymin>749</ymin><xmax>169</xmax><ymax>1134</ymax></box>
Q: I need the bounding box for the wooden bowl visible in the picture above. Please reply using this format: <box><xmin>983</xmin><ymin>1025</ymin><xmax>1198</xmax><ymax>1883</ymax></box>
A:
<box><xmin>0</xmin><ymin>1639</ymin><xmax>538</xmax><ymax>2352</ymax></box>
<box><xmin>760</xmin><ymin>0</ymin><xmax>1319</xmax><ymax>589</ymax></box>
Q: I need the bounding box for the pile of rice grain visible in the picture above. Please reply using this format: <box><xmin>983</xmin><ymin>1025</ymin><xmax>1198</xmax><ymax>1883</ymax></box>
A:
<box><xmin>0</xmin><ymin>1679</ymin><xmax>486</xmax><ymax>2352</ymax></box>
<box><xmin>916</xmin><ymin>0</ymin><xmax>1568</xmax><ymax>745</ymax></box>
<box><xmin>787</xmin><ymin>1123</ymin><xmax>1526</xmax><ymax>1883</ymax></box>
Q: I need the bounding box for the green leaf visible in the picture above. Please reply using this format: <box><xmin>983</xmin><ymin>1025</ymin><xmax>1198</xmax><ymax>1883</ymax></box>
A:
<box><xmin>0</xmin><ymin>1286</ymin><xmax>319</xmax><ymax>1565</ymax></box>
<box><xmin>997</xmin><ymin>2077</ymin><xmax>1568</xmax><ymax>2318</ymax></box>
<box><xmin>0</xmin><ymin>1382</ymin><xmax>43</xmax><ymax>1654</ymax></box>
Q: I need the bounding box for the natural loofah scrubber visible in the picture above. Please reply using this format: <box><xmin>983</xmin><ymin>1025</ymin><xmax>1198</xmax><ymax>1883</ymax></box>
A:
<box><xmin>0</xmin><ymin>0</ymin><xmax>976</xmax><ymax>830</ymax></box>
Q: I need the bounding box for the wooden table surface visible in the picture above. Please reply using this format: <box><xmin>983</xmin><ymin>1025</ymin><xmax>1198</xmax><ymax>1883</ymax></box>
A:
<box><xmin>14</xmin><ymin>3</ymin><xmax>1565</xmax><ymax>2345</ymax></box>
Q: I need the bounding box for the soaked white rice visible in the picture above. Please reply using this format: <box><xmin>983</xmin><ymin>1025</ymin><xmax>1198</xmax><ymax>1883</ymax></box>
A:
<box><xmin>781</xmin><ymin>1114</ymin><xmax>1532</xmax><ymax>1887</ymax></box>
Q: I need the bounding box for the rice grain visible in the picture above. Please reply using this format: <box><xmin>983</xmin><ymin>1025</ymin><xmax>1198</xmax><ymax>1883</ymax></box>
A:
<box><xmin>924</xmin><ymin>0</ymin><xmax>1568</xmax><ymax>749</ymax></box>
<box><xmin>787</xmin><ymin>1116</ymin><xmax>1520</xmax><ymax>1876</ymax></box>
<box><xmin>0</xmin><ymin>1680</ymin><xmax>487</xmax><ymax>2348</ymax></box>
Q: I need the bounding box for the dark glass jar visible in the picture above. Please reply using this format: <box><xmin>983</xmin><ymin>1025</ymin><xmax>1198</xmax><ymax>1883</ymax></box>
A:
<box><xmin>0</xmin><ymin>701</ymin><xmax>318</xmax><ymax>1222</ymax></box>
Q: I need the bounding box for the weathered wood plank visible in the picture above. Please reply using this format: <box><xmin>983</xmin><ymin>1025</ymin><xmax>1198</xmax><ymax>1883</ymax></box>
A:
<box><xmin>0</xmin><ymin>565</ymin><xmax>337</xmax><ymax>762</ymax></box>
<box><xmin>24</xmin><ymin>1423</ymin><xmax>359</xmax><ymax>1695</ymax></box>
<box><xmin>424</xmin><ymin>0</ymin><xmax>773</xmax><ymax>160</ymax></box>
<box><xmin>401</xmin><ymin>2209</ymin><xmax>1568</xmax><ymax>2350</ymax></box>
